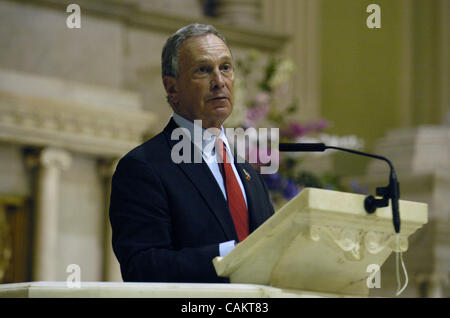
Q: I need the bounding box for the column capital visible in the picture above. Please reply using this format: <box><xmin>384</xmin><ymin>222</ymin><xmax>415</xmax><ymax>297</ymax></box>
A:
<box><xmin>97</xmin><ymin>158</ymin><xmax>119</xmax><ymax>179</ymax></box>
<box><xmin>39</xmin><ymin>148</ymin><xmax>72</xmax><ymax>170</ymax></box>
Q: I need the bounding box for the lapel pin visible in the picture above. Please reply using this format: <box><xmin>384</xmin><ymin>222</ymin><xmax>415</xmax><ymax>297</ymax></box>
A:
<box><xmin>243</xmin><ymin>169</ymin><xmax>251</xmax><ymax>181</ymax></box>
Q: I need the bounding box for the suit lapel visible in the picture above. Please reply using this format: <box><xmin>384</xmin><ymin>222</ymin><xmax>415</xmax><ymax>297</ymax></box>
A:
<box><xmin>163</xmin><ymin>118</ymin><xmax>238</xmax><ymax>241</ymax></box>
<box><xmin>234</xmin><ymin>161</ymin><xmax>266</xmax><ymax>233</ymax></box>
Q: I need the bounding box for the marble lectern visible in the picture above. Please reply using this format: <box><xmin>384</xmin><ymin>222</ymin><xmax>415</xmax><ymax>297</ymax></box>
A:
<box><xmin>0</xmin><ymin>188</ymin><xmax>428</xmax><ymax>298</ymax></box>
<box><xmin>213</xmin><ymin>187</ymin><xmax>428</xmax><ymax>296</ymax></box>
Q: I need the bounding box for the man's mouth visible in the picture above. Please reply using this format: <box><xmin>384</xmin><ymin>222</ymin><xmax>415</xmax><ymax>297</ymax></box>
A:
<box><xmin>208</xmin><ymin>96</ymin><xmax>228</xmax><ymax>102</ymax></box>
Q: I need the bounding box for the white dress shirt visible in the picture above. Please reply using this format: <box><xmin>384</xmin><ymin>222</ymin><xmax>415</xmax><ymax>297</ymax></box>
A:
<box><xmin>172</xmin><ymin>112</ymin><xmax>246</xmax><ymax>256</ymax></box>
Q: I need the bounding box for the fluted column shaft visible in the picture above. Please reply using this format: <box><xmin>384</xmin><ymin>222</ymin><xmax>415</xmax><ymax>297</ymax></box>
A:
<box><xmin>216</xmin><ymin>0</ymin><xmax>261</xmax><ymax>25</ymax></box>
<box><xmin>33</xmin><ymin>148</ymin><xmax>71</xmax><ymax>281</ymax></box>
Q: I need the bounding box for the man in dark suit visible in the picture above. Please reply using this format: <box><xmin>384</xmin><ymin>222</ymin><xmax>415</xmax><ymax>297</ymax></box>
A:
<box><xmin>109</xmin><ymin>23</ymin><xmax>275</xmax><ymax>283</ymax></box>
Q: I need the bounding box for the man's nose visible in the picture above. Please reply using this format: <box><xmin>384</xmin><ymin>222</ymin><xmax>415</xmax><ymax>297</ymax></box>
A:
<box><xmin>210</xmin><ymin>68</ymin><xmax>225</xmax><ymax>89</ymax></box>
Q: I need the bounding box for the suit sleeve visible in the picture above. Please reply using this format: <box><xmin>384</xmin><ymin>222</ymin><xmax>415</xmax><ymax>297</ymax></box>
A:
<box><xmin>256</xmin><ymin>170</ymin><xmax>276</xmax><ymax>216</ymax></box>
<box><xmin>109</xmin><ymin>155</ymin><xmax>228</xmax><ymax>283</ymax></box>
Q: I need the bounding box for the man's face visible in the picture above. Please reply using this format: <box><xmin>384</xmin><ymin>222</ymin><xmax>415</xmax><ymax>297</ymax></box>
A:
<box><xmin>164</xmin><ymin>34</ymin><xmax>234</xmax><ymax>129</ymax></box>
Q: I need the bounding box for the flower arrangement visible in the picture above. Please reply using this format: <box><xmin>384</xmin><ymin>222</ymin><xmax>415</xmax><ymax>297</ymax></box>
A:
<box><xmin>225</xmin><ymin>50</ymin><xmax>365</xmax><ymax>208</ymax></box>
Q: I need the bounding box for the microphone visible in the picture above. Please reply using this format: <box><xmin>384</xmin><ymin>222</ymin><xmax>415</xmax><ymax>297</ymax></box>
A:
<box><xmin>278</xmin><ymin>143</ymin><xmax>326</xmax><ymax>152</ymax></box>
<box><xmin>278</xmin><ymin>142</ymin><xmax>401</xmax><ymax>234</ymax></box>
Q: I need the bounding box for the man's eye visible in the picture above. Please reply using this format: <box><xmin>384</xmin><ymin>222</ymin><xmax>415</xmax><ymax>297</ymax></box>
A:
<box><xmin>197</xmin><ymin>66</ymin><xmax>209</xmax><ymax>73</ymax></box>
<box><xmin>221</xmin><ymin>64</ymin><xmax>232</xmax><ymax>71</ymax></box>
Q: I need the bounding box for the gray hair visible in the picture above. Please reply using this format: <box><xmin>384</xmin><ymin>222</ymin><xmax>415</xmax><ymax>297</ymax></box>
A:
<box><xmin>161</xmin><ymin>23</ymin><xmax>230</xmax><ymax>78</ymax></box>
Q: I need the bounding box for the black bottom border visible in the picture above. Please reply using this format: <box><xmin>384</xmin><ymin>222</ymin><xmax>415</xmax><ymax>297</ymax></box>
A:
<box><xmin>0</xmin><ymin>297</ymin><xmax>446</xmax><ymax>315</ymax></box>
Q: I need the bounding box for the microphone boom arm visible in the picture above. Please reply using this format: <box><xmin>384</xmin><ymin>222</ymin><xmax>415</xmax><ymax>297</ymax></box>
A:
<box><xmin>278</xmin><ymin>143</ymin><xmax>401</xmax><ymax>233</ymax></box>
<box><xmin>327</xmin><ymin>146</ymin><xmax>401</xmax><ymax>233</ymax></box>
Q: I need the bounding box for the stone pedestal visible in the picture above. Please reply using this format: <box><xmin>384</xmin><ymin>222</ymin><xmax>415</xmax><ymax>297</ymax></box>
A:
<box><xmin>0</xmin><ymin>281</ymin><xmax>342</xmax><ymax>298</ymax></box>
<box><xmin>344</xmin><ymin>126</ymin><xmax>450</xmax><ymax>297</ymax></box>
<box><xmin>366</xmin><ymin>126</ymin><xmax>449</xmax><ymax>178</ymax></box>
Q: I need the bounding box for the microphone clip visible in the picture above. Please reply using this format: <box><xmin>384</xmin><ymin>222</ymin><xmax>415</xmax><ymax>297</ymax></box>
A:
<box><xmin>364</xmin><ymin>178</ymin><xmax>400</xmax><ymax>214</ymax></box>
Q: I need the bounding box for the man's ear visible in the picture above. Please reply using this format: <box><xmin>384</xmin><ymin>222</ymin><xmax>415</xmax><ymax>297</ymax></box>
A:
<box><xmin>163</xmin><ymin>76</ymin><xmax>179</xmax><ymax>105</ymax></box>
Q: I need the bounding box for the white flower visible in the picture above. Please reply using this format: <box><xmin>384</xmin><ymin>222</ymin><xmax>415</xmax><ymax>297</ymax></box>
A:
<box><xmin>318</xmin><ymin>133</ymin><xmax>364</xmax><ymax>150</ymax></box>
<box><xmin>268</xmin><ymin>59</ymin><xmax>296</xmax><ymax>90</ymax></box>
<box><xmin>292</xmin><ymin>134</ymin><xmax>365</xmax><ymax>157</ymax></box>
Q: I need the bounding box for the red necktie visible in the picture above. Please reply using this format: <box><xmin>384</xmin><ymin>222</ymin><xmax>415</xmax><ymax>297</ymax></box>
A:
<box><xmin>216</xmin><ymin>138</ymin><xmax>249</xmax><ymax>242</ymax></box>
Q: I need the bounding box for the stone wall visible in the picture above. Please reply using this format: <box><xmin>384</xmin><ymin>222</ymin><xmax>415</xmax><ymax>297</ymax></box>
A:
<box><xmin>0</xmin><ymin>0</ymin><xmax>288</xmax><ymax>283</ymax></box>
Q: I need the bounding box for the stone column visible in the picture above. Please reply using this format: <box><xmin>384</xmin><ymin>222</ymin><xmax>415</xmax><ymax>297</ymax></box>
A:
<box><xmin>216</xmin><ymin>0</ymin><xmax>262</xmax><ymax>25</ymax></box>
<box><xmin>138</xmin><ymin>0</ymin><xmax>203</xmax><ymax>18</ymax></box>
<box><xmin>33</xmin><ymin>148</ymin><xmax>71</xmax><ymax>281</ymax></box>
<box><xmin>261</xmin><ymin>0</ymin><xmax>322</xmax><ymax>120</ymax></box>
<box><xmin>0</xmin><ymin>202</ymin><xmax>12</xmax><ymax>282</ymax></box>
<box><xmin>98</xmin><ymin>158</ymin><xmax>122</xmax><ymax>282</ymax></box>
<box><xmin>417</xmin><ymin>272</ymin><xmax>447</xmax><ymax>298</ymax></box>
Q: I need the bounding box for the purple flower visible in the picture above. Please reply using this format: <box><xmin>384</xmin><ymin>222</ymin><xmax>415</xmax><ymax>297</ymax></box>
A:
<box><xmin>283</xmin><ymin>179</ymin><xmax>301</xmax><ymax>200</ymax></box>
<box><xmin>306</xmin><ymin>118</ymin><xmax>329</xmax><ymax>133</ymax></box>
<box><xmin>246</xmin><ymin>105</ymin><xmax>269</xmax><ymax>122</ymax></box>
<box><xmin>289</xmin><ymin>122</ymin><xmax>308</xmax><ymax>137</ymax></box>
<box><xmin>263</xmin><ymin>173</ymin><xmax>283</xmax><ymax>191</ymax></box>
<box><xmin>314</xmin><ymin>118</ymin><xmax>329</xmax><ymax>131</ymax></box>
<box><xmin>350</xmin><ymin>180</ymin><xmax>369</xmax><ymax>194</ymax></box>
<box><xmin>282</xmin><ymin>119</ymin><xmax>330</xmax><ymax>139</ymax></box>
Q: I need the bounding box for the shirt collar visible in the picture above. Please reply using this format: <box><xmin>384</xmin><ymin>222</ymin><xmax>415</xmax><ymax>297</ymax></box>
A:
<box><xmin>172</xmin><ymin>112</ymin><xmax>233</xmax><ymax>161</ymax></box>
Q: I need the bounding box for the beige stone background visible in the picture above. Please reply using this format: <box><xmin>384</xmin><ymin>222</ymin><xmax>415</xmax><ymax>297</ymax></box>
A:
<box><xmin>0</xmin><ymin>0</ymin><xmax>448</xmax><ymax>297</ymax></box>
